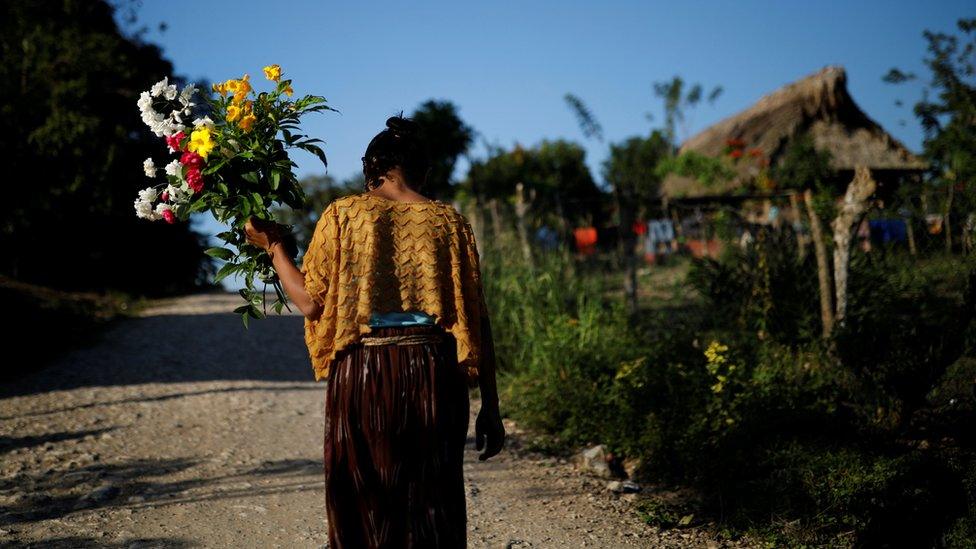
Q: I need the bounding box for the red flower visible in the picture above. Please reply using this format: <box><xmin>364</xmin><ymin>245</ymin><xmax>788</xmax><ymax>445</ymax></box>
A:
<box><xmin>748</xmin><ymin>148</ymin><xmax>763</xmax><ymax>157</ymax></box>
<box><xmin>162</xmin><ymin>209</ymin><xmax>176</xmax><ymax>224</ymax></box>
<box><xmin>166</xmin><ymin>131</ymin><xmax>186</xmax><ymax>153</ymax></box>
<box><xmin>185</xmin><ymin>167</ymin><xmax>204</xmax><ymax>193</ymax></box>
<box><xmin>180</xmin><ymin>151</ymin><xmax>204</xmax><ymax>169</ymax></box>
<box><xmin>730</xmin><ymin>149</ymin><xmax>743</xmax><ymax>159</ymax></box>
<box><xmin>161</xmin><ymin>191</ymin><xmax>170</xmax><ymax>201</ymax></box>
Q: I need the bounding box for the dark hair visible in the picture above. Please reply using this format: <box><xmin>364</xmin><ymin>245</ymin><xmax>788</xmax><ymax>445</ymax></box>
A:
<box><xmin>361</xmin><ymin>111</ymin><xmax>431</xmax><ymax>192</ymax></box>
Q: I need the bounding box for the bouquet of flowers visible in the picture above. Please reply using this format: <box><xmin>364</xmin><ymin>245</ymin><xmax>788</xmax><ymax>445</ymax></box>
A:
<box><xmin>133</xmin><ymin>65</ymin><xmax>337</xmax><ymax>326</ymax></box>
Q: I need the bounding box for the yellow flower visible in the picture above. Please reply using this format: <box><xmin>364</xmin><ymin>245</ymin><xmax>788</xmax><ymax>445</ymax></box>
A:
<box><xmin>226</xmin><ymin>104</ymin><xmax>242</xmax><ymax>122</ymax></box>
<box><xmin>212</xmin><ymin>82</ymin><xmax>227</xmax><ymax>96</ymax></box>
<box><xmin>224</xmin><ymin>79</ymin><xmax>240</xmax><ymax>95</ymax></box>
<box><xmin>282</xmin><ymin>84</ymin><xmax>294</xmax><ymax>97</ymax></box>
<box><xmin>187</xmin><ymin>127</ymin><xmax>215</xmax><ymax>159</ymax></box>
<box><xmin>263</xmin><ymin>64</ymin><xmax>282</xmax><ymax>82</ymax></box>
<box><xmin>238</xmin><ymin>113</ymin><xmax>257</xmax><ymax>132</ymax></box>
<box><xmin>231</xmin><ymin>74</ymin><xmax>251</xmax><ymax>105</ymax></box>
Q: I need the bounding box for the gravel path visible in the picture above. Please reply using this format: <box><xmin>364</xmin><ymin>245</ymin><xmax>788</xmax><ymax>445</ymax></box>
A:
<box><xmin>0</xmin><ymin>291</ymin><xmax>746</xmax><ymax>548</ymax></box>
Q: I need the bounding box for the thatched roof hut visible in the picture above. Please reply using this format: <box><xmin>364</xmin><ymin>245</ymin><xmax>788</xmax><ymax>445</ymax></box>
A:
<box><xmin>661</xmin><ymin>66</ymin><xmax>927</xmax><ymax>199</ymax></box>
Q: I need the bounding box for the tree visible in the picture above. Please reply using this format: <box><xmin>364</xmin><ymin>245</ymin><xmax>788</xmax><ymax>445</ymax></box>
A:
<box><xmin>274</xmin><ymin>173</ymin><xmax>363</xmax><ymax>248</ymax></box>
<box><xmin>0</xmin><ymin>0</ymin><xmax>213</xmax><ymax>295</ymax></box>
<box><xmin>884</xmin><ymin>17</ymin><xmax>976</xmax><ymax>252</ymax></box>
<box><xmin>603</xmin><ymin>132</ymin><xmax>672</xmax><ymax>218</ymax></box>
<box><xmin>411</xmin><ymin>100</ymin><xmax>475</xmax><ymax>200</ymax></box>
<box><xmin>652</xmin><ymin>76</ymin><xmax>723</xmax><ymax>150</ymax></box>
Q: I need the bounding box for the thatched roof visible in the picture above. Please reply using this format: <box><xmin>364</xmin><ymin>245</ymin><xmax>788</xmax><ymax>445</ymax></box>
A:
<box><xmin>661</xmin><ymin>66</ymin><xmax>927</xmax><ymax>198</ymax></box>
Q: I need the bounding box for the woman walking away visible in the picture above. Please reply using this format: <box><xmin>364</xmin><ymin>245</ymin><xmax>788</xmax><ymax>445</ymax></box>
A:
<box><xmin>244</xmin><ymin>113</ymin><xmax>505</xmax><ymax>548</ymax></box>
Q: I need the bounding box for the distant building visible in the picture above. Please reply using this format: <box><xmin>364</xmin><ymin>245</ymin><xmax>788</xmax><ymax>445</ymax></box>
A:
<box><xmin>661</xmin><ymin>65</ymin><xmax>927</xmax><ymax>200</ymax></box>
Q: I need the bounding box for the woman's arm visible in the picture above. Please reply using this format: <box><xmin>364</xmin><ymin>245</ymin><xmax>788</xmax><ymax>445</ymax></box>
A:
<box><xmin>244</xmin><ymin>218</ymin><xmax>323</xmax><ymax>321</ymax></box>
<box><xmin>268</xmin><ymin>242</ymin><xmax>324</xmax><ymax>321</ymax></box>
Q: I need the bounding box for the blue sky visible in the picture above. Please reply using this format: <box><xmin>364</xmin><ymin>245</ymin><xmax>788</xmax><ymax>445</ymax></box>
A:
<box><xmin>121</xmin><ymin>1</ymin><xmax>972</xmax><ymax>289</ymax></box>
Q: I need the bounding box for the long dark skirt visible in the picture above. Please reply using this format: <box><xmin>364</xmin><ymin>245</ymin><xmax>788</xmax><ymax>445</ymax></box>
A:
<box><xmin>323</xmin><ymin>324</ymin><xmax>471</xmax><ymax>548</ymax></box>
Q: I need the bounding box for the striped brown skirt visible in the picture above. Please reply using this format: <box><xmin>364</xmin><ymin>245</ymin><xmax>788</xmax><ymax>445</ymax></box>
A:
<box><xmin>323</xmin><ymin>324</ymin><xmax>471</xmax><ymax>548</ymax></box>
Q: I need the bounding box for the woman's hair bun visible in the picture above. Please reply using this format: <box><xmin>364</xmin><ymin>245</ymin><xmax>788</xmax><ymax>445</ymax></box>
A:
<box><xmin>386</xmin><ymin>114</ymin><xmax>420</xmax><ymax>137</ymax></box>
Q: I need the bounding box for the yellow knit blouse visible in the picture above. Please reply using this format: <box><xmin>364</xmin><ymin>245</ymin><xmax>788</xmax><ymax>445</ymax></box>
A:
<box><xmin>299</xmin><ymin>192</ymin><xmax>492</xmax><ymax>384</ymax></box>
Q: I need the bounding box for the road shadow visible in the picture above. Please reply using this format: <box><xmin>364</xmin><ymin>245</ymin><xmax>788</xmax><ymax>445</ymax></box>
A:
<box><xmin>0</xmin><ymin>455</ymin><xmax>323</xmax><ymax>527</ymax></box>
<box><xmin>1</xmin><ymin>309</ymin><xmax>313</xmax><ymax>398</ymax></box>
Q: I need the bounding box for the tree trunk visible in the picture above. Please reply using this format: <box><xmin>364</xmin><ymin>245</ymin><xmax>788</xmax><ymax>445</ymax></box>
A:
<box><xmin>804</xmin><ymin>188</ymin><xmax>834</xmax><ymax>338</ymax></box>
<box><xmin>514</xmin><ymin>182</ymin><xmax>534</xmax><ymax>268</ymax></box>
<box><xmin>831</xmin><ymin>167</ymin><xmax>877</xmax><ymax>328</ymax></box>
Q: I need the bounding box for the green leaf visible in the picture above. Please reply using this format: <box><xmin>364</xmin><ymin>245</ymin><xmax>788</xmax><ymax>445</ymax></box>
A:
<box><xmin>242</xmin><ymin>171</ymin><xmax>259</xmax><ymax>184</ymax></box>
<box><xmin>270</xmin><ymin>170</ymin><xmax>281</xmax><ymax>190</ymax></box>
<box><xmin>233</xmin><ymin>305</ymin><xmax>251</xmax><ymax>314</ymax></box>
<box><xmin>205</xmin><ymin>247</ymin><xmax>236</xmax><ymax>260</ymax></box>
<box><xmin>251</xmin><ymin>192</ymin><xmax>264</xmax><ymax>208</ymax></box>
<box><xmin>304</xmin><ymin>144</ymin><xmax>328</xmax><ymax>168</ymax></box>
<box><xmin>213</xmin><ymin>262</ymin><xmax>240</xmax><ymax>284</ymax></box>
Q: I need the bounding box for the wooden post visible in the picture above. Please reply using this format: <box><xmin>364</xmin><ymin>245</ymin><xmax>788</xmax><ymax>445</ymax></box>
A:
<box><xmin>831</xmin><ymin>166</ymin><xmax>877</xmax><ymax>328</ymax></box>
<box><xmin>789</xmin><ymin>191</ymin><xmax>807</xmax><ymax>260</ymax></box>
<box><xmin>553</xmin><ymin>191</ymin><xmax>575</xmax><ymax>277</ymax></box>
<box><xmin>804</xmin><ymin>188</ymin><xmax>834</xmax><ymax>338</ymax></box>
<box><xmin>514</xmin><ymin>182</ymin><xmax>534</xmax><ymax>267</ymax></box>
<box><xmin>945</xmin><ymin>180</ymin><xmax>955</xmax><ymax>254</ymax></box>
<box><xmin>905</xmin><ymin>213</ymin><xmax>917</xmax><ymax>256</ymax></box>
<box><xmin>488</xmin><ymin>198</ymin><xmax>504</xmax><ymax>251</ymax></box>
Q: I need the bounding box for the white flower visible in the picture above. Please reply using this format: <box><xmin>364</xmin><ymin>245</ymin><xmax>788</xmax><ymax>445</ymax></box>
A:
<box><xmin>165</xmin><ymin>182</ymin><xmax>190</xmax><ymax>204</ymax></box>
<box><xmin>134</xmin><ymin>199</ymin><xmax>158</xmax><ymax>220</ymax></box>
<box><xmin>143</xmin><ymin>158</ymin><xmax>157</xmax><ymax>178</ymax></box>
<box><xmin>193</xmin><ymin>116</ymin><xmax>214</xmax><ymax>130</ymax></box>
<box><xmin>150</xmin><ymin>77</ymin><xmax>169</xmax><ymax>98</ymax></box>
<box><xmin>134</xmin><ymin>186</ymin><xmax>162</xmax><ymax>221</ymax></box>
<box><xmin>163</xmin><ymin>84</ymin><xmax>178</xmax><ymax>101</ymax></box>
<box><xmin>154</xmin><ymin>202</ymin><xmax>173</xmax><ymax>217</ymax></box>
<box><xmin>179</xmin><ymin>84</ymin><xmax>197</xmax><ymax>105</ymax></box>
<box><xmin>164</xmin><ymin>159</ymin><xmax>182</xmax><ymax>177</ymax></box>
<box><xmin>137</xmin><ymin>186</ymin><xmax>158</xmax><ymax>203</ymax></box>
<box><xmin>137</xmin><ymin>91</ymin><xmax>152</xmax><ymax>113</ymax></box>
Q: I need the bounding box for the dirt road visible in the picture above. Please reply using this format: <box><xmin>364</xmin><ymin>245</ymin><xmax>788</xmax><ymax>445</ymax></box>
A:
<box><xmin>0</xmin><ymin>291</ymin><xmax>741</xmax><ymax>548</ymax></box>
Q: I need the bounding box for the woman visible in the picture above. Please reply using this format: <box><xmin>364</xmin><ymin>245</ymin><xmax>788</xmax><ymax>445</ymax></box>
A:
<box><xmin>244</xmin><ymin>114</ymin><xmax>505</xmax><ymax>548</ymax></box>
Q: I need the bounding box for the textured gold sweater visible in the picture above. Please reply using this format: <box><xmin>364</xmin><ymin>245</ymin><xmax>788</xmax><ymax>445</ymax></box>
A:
<box><xmin>300</xmin><ymin>192</ymin><xmax>493</xmax><ymax>384</ymax></box>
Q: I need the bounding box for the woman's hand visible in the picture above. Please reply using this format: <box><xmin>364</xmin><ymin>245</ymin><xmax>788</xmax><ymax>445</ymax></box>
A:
<box><xmin>244</xmin><ymin>216</ymin><xmax>284</xmax><ymax>252</ymax></box>
<box><xmin>475</xmin><ymin>402</ymin><xmax>505</xmax><ymax>461</ymax></box>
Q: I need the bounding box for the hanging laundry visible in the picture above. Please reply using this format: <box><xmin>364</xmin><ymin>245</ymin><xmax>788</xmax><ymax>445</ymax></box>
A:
<box><xmin>534</xmin><ymin>225</ymin><xmax>560</xmax><ymax>250</ymax></box>
<box><xmin>573</xmin><ymin>226</ymin><xmax>598</xmax><ymax>256</ymax></box>
<box><xmin>868</xmin><ymin>219</ymin><xmax>908</xmax><ymax>244</ymax></box>
<box><xmin>646</xmin><ymin>219</ymin><xmax>676</xmax><ymax>255</ymax></box>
